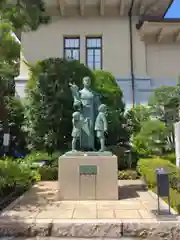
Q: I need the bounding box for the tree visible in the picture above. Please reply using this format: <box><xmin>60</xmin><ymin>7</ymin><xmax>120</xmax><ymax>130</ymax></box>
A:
<box><xmin>0</xmin><ymin>97</ymin><xmax>26</xmax><ymax>156</ymax></box>
<box><xmin>0</xmin><ymin>0</ymin><xmax>50</xmax><ymax>154</ymax></box>
<box><xmin>0</xmin><ymin>22</ymin><xmax>21</xmax><ymax>141</ymax></box>
<box><xmin>0</xmin><ymin>0</ymin><xmax>49</xmax><ymax>32</ymax></box>
<box><xmin>25</xmin><ymin>59</ymin><xmax>128</xmax><ymax>151</ymax></box>
<box><xmin>149</xmin><ymin>85</ymin><xmax>180</xmax><ymax>123</ymax></box>
<box><xmin>25</xmin><ymin>58</ymin><xmax>95</xmax><ymax>151</ymax></box>
<box><xmin>125</xmin><ymin>105</ymin><xmax>151</xmax><ymax>136</ymax></box>
<box><xmin>133</xmin><ymin>120</ymin><xmax>168</xmax><ymax>157</ymax></box>
<box><xmin>94</xmin><ymin>70</ymin><xmax>128</xmax><ymax>145</ymax></box>
<box><xmin>148</xmin><ymin>84</ymin><xmax>180</xmax><ymax>150</ymax></box>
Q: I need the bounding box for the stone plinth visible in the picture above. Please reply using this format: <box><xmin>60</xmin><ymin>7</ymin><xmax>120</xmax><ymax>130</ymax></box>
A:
<box><xmin>174</xmin><ymin>122</ymin><xmax>180</xmax><ymax>167</ymax></box>
<box><xmin>58</xmin><ymin>153</ymin><xmax>118</xmax><ymax>200</ymax></box>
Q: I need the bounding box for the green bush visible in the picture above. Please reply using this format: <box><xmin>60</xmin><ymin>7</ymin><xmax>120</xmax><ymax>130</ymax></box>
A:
<box><xmin>24</xmin><ymin>151</ymin><xmax>61</xmax><ymax>166</ymax></box>
<box><xmin>162</xmin><ymin>152</ymin><xmax>176</xmax><ymax>165</ymax></box>
<box><xmin>39</xmin><ymin>166</ymin><xmax>58</xmax><ymax>180</ymax></box>
<box><xmin>138</xmin><ymin>157</ymin><xmax>180</xmax><ymax>213</ymax></box>
<box><xmin>25</xmin><ymin>58</ymin><xmax>95</xmax><ymax>151</ymax></box>
<box><xmin>137</xmin><ymin>157</ymin><xmax>180</xmax><ymax>192</ymax></box>
<box><xmin>133</xmin><ymin>120</ymin><xmax>168</xmax><ymax>157</ymax></box>
<box><xmin>0</xmin><ymin>158</ymin><xmax>40</xmax><ymax>195</ymax></box>
<box><xmin>25</xmin><ymin>59</ymin><xmax>128</xmax><ymax>152</ymax></box>
<box><xmin>109</xmin><ymin>145</ymin><xmax>138</xmax><ymax>170</ymax></box>
<box><xmin>118</xmin><ymin>170</ymin><xmax>139</xmax><ymax>180</ymax></box>
<box><xmin>94</xmin><ymin>70</ymin><xmax>128</xmax><ymax>145</ymax></box>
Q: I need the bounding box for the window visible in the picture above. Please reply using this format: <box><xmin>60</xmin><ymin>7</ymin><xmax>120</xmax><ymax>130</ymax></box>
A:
<box><xmin>64</xmin><ymin>37</ymin><xmax>80</xmax><ymax>60</ymax></box>
<box><xmin>86</xmin><ymin>37</ymin><xmax>102</xmax><ymax>70</ymax></box>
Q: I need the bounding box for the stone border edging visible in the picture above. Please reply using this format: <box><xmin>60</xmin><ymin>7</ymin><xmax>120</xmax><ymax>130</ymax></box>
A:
<box><xmin>0</xmin><ymin>218</ymin><xmax>180</xmax><ymax>239</ymax></box>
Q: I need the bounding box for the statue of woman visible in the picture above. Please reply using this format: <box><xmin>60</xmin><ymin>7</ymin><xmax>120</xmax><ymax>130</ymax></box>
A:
<box><xmin>69</xmin><ymin>76</ymin><xmax>100</xmax><ymax>150</ymax></box>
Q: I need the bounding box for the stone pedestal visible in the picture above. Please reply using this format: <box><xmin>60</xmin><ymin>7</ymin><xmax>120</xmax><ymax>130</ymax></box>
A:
<box><xmin>174</xmin><ymin>122</ymin><xmax>180</xmax><ymax>167</ymax></box>
<box><xmin>58</xmin><ymin>153</ymin><xmax>118</xmax><ymax>200</ymax></box>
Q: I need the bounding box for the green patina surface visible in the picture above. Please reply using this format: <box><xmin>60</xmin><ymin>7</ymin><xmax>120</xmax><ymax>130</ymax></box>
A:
<box><xmin>79</xmin><ymin>165</ymin><xmax>97</xmax><ymax>175</ymax></box>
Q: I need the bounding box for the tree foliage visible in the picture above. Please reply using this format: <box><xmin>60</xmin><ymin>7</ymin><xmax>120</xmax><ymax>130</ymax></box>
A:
<box><xmin>0</xmin><ymin>97</ymin><xmax>26</xmax><ymax>155</ymax></box>
<box><xmin>25</xmin><ymin>58</ymin><xmax>95</xmax><ymax>151</ymax></box>
<box><xmin>125</xmin><ymin>105</ymin><xmax>151</xmax><ymax>136</ymax></box>
<box><xmin>149</xmin><ymin>85</ymin><xmax>180</xmax><ymax>124</ymax></box>
<box><xmin>133</xmin><ymin>120</ymin><xmax>168</xmax><ymax>156</ymax></box>
<box><xmin>148</xmin><ymin>83</ymin><xmax>180</xmax><ymax>150</ymax></box>
<box><xmin>25</xmin><ymin>59</ymin><xmax>127</xmax><ymax>151</ymax></box>
<box><xmin>0</xmin><ymin>0</ymin><xmax>49</xmax><ymax>32</ymax></box>
<box><xmin>0</xmin><ymin>22</ymin><xmax>20</xmax><ymax>126</ymax></box>
<box><xmin>94</xmin><ymin>70</ymin><xmax>128</xmax><ymax>145</ymax></box>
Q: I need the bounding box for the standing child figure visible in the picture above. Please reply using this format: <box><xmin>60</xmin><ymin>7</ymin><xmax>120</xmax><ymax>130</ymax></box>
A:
<box><xmin>72</xmin><ymin>111</ymin><xmax>81</xmax><ymax>151</ymax></box>
<box><xmin>71</xmin><ymin>102</ymin><xmax>87</xmax><ymax>151</ymax></box>
<box><xmin>95</xmin><ymin>104</ymin><xmax>108</xmax><ymax>152</ymax></box>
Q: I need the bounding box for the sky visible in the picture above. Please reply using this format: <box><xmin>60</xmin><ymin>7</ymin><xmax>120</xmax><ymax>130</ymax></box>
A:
<box><xmin>165</xmin><ymin>0</ymin><xmax>180</xmax><ymax>18</ymax></box>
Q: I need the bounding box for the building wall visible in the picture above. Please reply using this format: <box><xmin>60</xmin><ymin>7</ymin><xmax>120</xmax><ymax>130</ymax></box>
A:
<box><xmin>20</xmin><ymin>16</ymin><xmax>148</xmax><ymax>78</ymax></box>
<box><xmin>16</xmin><ymin>16</ymin><xmax>180</xmax><ymax>108</ymax></box>
<box><xmin>146</xmin><ymin>44</ymin><xmax>180</xmax><ymax>82</ymax></box>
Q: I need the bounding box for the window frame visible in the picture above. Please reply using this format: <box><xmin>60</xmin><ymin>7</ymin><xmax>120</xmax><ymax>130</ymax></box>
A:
<box><xmin>85</xmin><ymin>36</ymin><xmax>103</xmax><ymax>70</ymax></box>
<box><xmin>63</xmin><ymin>36</ymin><xmax>80</xmax><ymax>61</ymax></box>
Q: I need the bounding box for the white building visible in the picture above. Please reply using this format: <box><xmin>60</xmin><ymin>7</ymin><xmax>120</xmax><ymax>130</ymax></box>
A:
<box><xmin>15</xmin><ymin>0</ymin><xmax>180</xmax><ymax>108</ymax></box>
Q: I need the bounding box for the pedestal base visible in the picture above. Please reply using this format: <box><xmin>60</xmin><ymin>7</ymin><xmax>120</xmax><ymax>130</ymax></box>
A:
<box><xmin>58</xmin><ymin>153</ymin><xmax>118</xmax><ymax>200</ymax></box>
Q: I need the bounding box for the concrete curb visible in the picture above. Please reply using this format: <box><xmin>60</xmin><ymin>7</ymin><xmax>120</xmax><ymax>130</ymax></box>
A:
<box><xmin>0</xmin><ymin>218</ymin><xmax>180</xmax><ymax>239</ymax></box>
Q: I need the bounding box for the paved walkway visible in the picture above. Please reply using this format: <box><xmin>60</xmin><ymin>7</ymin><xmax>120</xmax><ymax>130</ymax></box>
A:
<box><xmin>0</xmin><ymin>180</ymin><xmax>175</xmax><ymax>220</ymax></box>
<box><xmin>0</xmin><ymin>181</ymin><xmax>179</xmax><ymax>239</ymax></box>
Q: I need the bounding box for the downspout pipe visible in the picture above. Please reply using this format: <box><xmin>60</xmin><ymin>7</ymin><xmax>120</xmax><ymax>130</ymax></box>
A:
<box><xmin>128</xmin><ymin>0</ymin><xmax>135</xmax><ymax>108</ymax></box>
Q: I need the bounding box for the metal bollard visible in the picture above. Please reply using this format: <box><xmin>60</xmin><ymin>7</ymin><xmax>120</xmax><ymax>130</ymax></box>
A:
<box><xmin>156</xmin><ymin>168</ymin><xmax>171</xmax><ymax>215</ymax></box>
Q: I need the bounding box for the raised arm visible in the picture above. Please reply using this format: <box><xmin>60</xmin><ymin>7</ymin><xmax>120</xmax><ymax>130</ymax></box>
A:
<box><xmin>69</xmin><ymin>83</ymin><xmax>80</xmax><ymax>102</ymax></box>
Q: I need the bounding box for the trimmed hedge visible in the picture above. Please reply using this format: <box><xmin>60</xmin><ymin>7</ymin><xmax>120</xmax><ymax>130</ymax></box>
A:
<box><xmin>137</xmin><ymin>157</ymin><xmax>180</xmax><ymax>192</ymax></box>
<box><xmin>162</xmin><ymin>152</ymin><xmax>176</xmax><ymax>165</ymax></box>
<box><xmin>137</xmin><ymin>157</ymin><xmax>180</xmax><ymax>213</ymax></box>
<box><xmin>118</xmin><ymin>170</ymin><xmax>139</xmax><ymax>180</ymax></box>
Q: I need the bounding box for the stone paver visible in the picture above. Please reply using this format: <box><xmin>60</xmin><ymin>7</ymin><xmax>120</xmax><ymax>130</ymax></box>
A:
<box><xmin>0</xmin><ymin>181</ymin><xmax>179</xmax><ymax>239</ymax></box>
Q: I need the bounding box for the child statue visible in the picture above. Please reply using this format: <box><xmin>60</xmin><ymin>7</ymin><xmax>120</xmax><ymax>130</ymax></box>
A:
<box><xmin>72</xmin><ymin>111</ymin><xmax>81</xmax><ymax>151</ymax></box>
<box><xmin>71</xmin><ymin>101</ymin><xmax>87</xmax><ymax>151</ymax></box>
<box><xmin>95</xmin><ymin>104</ymin><xmax>108</xmax><ymax>152</ymax></box>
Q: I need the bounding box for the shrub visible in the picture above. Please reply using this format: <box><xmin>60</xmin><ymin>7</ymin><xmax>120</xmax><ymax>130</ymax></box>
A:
<box><xmin>39</xmin><ymin>166</ymin><xmax>58</xmax><ymax>180</ymax></box>
<box><xmin>137</xmin><ymin>157</ymin><xmax>180</xmax><ymax>192</ymax></box>
<box><xmin>25</xmin><ymin>58</ymin><xmax>95</xmax><ymax>151</ymax></box>
<box><xmin>94</xmin><ymin>70</ymin><xmax>128</xmax><ymax>145</ymax></box>
<box><xmin>109</xmin><ymin>145</ymin><xmax>138</xmax><ymax>170</ymax></box>
<box><xmin>25</xmin><ymin>59</ymin><xmax>128</xmax><ymax>152</ymax></box>
<box><xmin>133</xmin><ymin>120</ymin><xmax>168</xmax><ymax>157</ymax></box>
<box><xmin>118</xmin><ymin>170</ymin><xmax>139</xmax><ymax>180</ymax></box>
<box><xmin>0</xmin><ymin>158</ymin><xmax>40</xmax><ymax>195</ymax></box>
<box><xmin>23</xmin><ymin>151</ymin><xmax>61</xmax><ymax>166</ymax></box>
<box><xmin>138</xmin><ymin>157</ymin><xmax>180</xmax><ymax>212</ymax></box>
<box><xmin>162</xmin><ymin>152</ymin><xmax>176</xmax><ymax>165</ymax></box>
<box><xmin>125</xmin><ymin>105</ymin><xmax>151</xmax><ymax>136</ymax></box>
